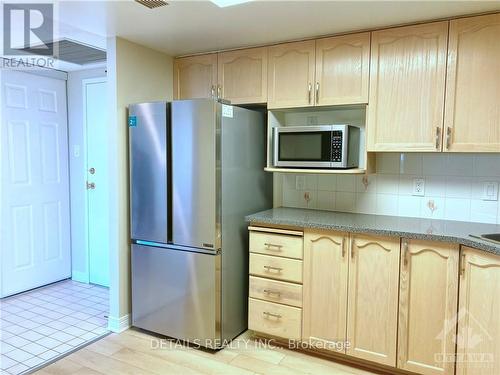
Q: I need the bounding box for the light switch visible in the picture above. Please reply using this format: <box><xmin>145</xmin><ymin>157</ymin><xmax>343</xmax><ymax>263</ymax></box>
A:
<box><xmin>482</xmin><ymin>181</ymin><xmax>499</xmax><ymax>201</ymax></box>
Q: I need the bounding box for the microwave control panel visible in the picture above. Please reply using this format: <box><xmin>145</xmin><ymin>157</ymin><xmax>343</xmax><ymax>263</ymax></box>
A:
<box><xmin>331</xmin><ymin>131</ymin><xmax>343</xmax><ymax>162</ymax></box>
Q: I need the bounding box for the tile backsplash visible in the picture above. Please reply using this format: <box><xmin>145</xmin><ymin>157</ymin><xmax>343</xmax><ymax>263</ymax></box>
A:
<box><xmin>278</xmin><ymin>154</ymin><xmax>500</xmax><ymax>224</ymax></box>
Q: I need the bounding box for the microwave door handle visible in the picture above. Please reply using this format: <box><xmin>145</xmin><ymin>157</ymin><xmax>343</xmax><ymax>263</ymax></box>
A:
<box><xmin>342</xmin><ymin>129</ymin><xmax>348</xmax><ymax>167</ymax></box>
<box><xmin>273</xmin><ymin>127</ymin><xmax>279</xmax><ymax>167</ymax></box>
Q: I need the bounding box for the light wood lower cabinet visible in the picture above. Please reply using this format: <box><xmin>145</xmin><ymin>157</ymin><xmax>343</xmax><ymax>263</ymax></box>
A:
<box><xmin>250</xmin><ymin>226</ymin><xmax>499</xmax><ymax>374</ymax></box>
<box><xmin>302</xmin><ymin>230</ymin><xmax>349</xmax><ymax>353</ymax></box>
<box><xmin>248</xmin><ymin>298</ymin><xmax>302</xmax><ymax>340</ymax></box>
<box><xmin>249</xmin><ymin>230</ymin><xmax>303</xmax><ymax>259</ymax></box>
<box><xmin>456</xmin><ymin>247</ymin><xmax>500</xmax><ymax>375</ymax></box>
<box><xmin>398</xmin><ymin>239</ymin><xmax>459</xmax><ymax>375</ymax></box>
<box><xmin>249</xmin><ymin>253</ymin><xmax>302</xmax><ymax>283</ymax></box>
<box><xmin>249</xmin><ymin>276</ymin><xmax>302</xmax><ymax>308</ymax></box>
<box><xmin>346</xmin><ymin>234</ymin><xmax>400</xmax><ymax>366</ymax></box>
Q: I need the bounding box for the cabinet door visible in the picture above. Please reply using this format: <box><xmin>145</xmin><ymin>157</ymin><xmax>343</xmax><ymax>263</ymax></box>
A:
<box><xmin>218</xmin><ymin>47</ymin><xmax>267</xmax><ymax>104</ymax></box>
<box><xmin>346</xmin><ymin>234</ymin><xmax>400</xmax><ymax>366</ymax></box>
<box><xmin>367</xmin><ymin>22</ymin><xmax>448</xmax><ymax>152</ymax></box>
<box><xmin>173</xmin><ymin>54</ymin><xmax>217</xmax><ymax>99</ymax></box>
<box><xmin>398</xmin><ymin>239</ymin><xmax>459</xmax><ymax>375</ymax></box>
<box><xmin>456</xmin><ymin>247</ymin><xmax>500</xmax><ymax>375</ymax></box>
<box><xmin>315</xmin><ymin>32</ymin><xmax>370</xmax><ymax>106</ymax></box>
<box><xmin>302</xmin><ymin>230</ymin><xmax>348</xmax><ymax>353</ymax></box>
<box><xmin>268</xmin><ymin>40</ymin><xmax>315</xmax><ymax>109</ymax></box>
<box><xmin>444</xmin><ymin>14</ymin><xmax>500</xmax><ymax>152</ymax></box>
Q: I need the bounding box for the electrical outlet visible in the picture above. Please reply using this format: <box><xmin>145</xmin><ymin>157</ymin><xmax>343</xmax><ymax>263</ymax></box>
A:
<box><xmin>482</xmin><ymin>181</ymin><xmax>499</xmax><ymax>201</ymax></box>
<box><xmin>296</xmin><ymin>175</ymin><xmax>305</xmax><ymax>190</ymax></box>
<box><xmin>412</xmin><ymin>178</ymin><xmax>425</xmax><ymax>196</ymax></box>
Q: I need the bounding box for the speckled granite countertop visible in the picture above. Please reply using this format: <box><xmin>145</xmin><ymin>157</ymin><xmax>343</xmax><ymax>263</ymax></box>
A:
<box><xmin>246</xmin><ymin>207</ymin><xmax>500</xmax><ymax>256</ymax></box>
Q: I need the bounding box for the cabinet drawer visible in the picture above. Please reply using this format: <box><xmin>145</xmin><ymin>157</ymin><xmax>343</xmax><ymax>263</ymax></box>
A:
<box><xmin>248</xmin><ymin>298</ymin><xmax>301</xmax><ymax>339</ymax></box>
<box><xmin>249</xmin><ymin>253</ymin><xmax>303</xmax><ymax>283</ymax></box>
<box><xmin>249</xmin><ymin>276</ymin><xmax>302</xmax><ymax>307</ymax></box>
<box><xmin>250</xmin><ymin>231</ymin><xmax>303</xmax><ymax>259</ymax></box>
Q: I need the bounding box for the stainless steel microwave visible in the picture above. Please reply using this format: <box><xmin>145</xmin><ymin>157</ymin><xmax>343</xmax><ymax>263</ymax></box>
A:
<box><xmin>273</xmin><ymin>125</ymin><xmax>360</xmax><ymax>169</ymax></box>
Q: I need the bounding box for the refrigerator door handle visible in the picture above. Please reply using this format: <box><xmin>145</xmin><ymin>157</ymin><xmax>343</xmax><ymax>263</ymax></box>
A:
<box><xmin>134</xmin><ymin>240</ymin><xmax>220</xmax><ymax>255</ymax></box>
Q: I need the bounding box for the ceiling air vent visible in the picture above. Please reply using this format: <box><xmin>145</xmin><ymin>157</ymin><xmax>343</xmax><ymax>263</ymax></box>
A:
<box><xmin>51</xmin><ymin>39</ymin><xmax>106</xmax><ymax>65</ymax></box>
<box><xmin>19</xmin><ymin>39</ymin><xmax>106</xmax><ymax>65</ymax></box>
<box><xmin>135</xmin><ymin>0</ymin><xmax>169</xmax><ymax>9</ymax></box>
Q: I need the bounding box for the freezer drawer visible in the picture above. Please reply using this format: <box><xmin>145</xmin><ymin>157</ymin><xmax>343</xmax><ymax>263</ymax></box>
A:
<box><xmin>131</xmin><ymin>244</ymin><xmax>221</xmax><ymax>347</ymax></box>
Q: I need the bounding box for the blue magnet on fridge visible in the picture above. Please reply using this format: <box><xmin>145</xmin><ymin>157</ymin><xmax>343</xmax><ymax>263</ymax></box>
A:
<box><xmin>128</xmin><ymin>116</ymin><xmax>137</xmax><ymax>127</ymax></box>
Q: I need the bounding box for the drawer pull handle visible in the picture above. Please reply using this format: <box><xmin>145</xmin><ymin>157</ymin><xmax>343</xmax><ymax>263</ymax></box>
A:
<box><xmin>263</xmin><ymin>289</ymin><xmax>281</xmax><ymax>297</ymax></box>
<box><xmin>262</xmin><ymin>311</ymin><xmax>282</xmax><ymax>319</ymax></box>
<box><xmin>263</xmin><ymin>265</ymin><xmax>283</xmax><ymax>272</ymax></box>
<box><xmin>264</xmin><ymin>243</ymin><xmax>283</xmax><ymax>250</ymax></box>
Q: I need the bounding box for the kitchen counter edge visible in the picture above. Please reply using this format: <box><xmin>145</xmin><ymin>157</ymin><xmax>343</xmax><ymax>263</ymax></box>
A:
<box><xmin>245</xmin><ymin>208</ymin><xmax>500</xmax><ymax>256</ymax></box>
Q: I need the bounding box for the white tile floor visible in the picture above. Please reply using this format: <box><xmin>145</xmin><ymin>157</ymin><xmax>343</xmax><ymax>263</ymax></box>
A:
<box><xmin>0</xmin><ymin>280</ymin><xmax>109</xmax><ymax>374</ymax></box>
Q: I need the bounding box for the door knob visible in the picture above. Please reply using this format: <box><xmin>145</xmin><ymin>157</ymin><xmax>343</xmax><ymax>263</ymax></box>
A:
<box><xmin>89</xmin><ymin>167</ymin><xmax>95</xmax><ymax>174</ymax></box>
<box><xmin>87</xmin><ymin>182</ymin><xmax>95</xmax><ymax>189</ymax></box>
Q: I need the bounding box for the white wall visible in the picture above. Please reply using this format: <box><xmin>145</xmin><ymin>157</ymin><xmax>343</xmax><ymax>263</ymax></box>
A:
<box><xmin>107</xmin><ymin>37</ymin><xmax>173</xmax><ymax>331</ymax></box>
<box><xmin>67</xmin><ymin>67</ymin><xmax>107</xmax><ymax>282</ymax></box>
<box><xmin>279</xmin><ymin>153</ymin><xmax>500</xmax><ymax>224</ymax></box>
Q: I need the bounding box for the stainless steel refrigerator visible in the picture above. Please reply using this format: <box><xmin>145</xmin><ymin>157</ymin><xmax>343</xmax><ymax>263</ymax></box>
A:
<box><xmin>128</xmin><ymin>99</ymin><xmax>272</xmax><ymax>348</ymax></box>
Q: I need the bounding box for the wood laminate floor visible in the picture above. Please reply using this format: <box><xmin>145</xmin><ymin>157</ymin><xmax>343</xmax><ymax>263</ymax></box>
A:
<box><xmin>34</xmin><ymin>329</ymin><xmax>380</xmax><ymax>375</ymax></box>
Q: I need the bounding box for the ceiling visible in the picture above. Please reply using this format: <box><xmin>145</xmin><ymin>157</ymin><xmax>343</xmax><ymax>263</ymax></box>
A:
<box><xmin>57</xmin><ymin>0</ymin><xmax>500</xmax><ymax>57</ymax></box>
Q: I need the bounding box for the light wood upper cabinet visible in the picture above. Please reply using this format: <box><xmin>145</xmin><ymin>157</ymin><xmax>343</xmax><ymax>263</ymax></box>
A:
<box><xmin>302</xmin><ymin>230</ymin><xmax>348</xmax><ymax>353</ymax></box>
<box><xmin>315</xmin><ymin>33</ymin><xmax>370</xmax><ymax>106</ymax></box>
<box><xmin>346</xmin><ymin>234</ymin><xmax>400</xmax><ymax>366</ymax></box>
<box><xmin>218</xmin><ymin>47</ymin><xmax>268</xmax><ymax>104</ymax></box>
<box><xmin>367</xmin><ymin>22</ymin><xmax>448</xmax><ymax>152</ymax></box>
<box><xmin>444</xmin><ymin>14</ymin><xmax>500</xmax><ymax>152</ymax></box>
<box><xmin>174</xmin><ymin>54</ymin><xmax>217</xmax><ymax>100</ymax></box>
<box><xmin>398</xmin><ymin>239</ymin><xmax>459</xmax><ymax>375</ymax></box>
<box><xmin>456</xmin><ymin>247</ymin><xmax>500</xmax><ymax>375</ymax></box>
<box><xmin>268</xmin><ymin>40</ymin><xmax>316</xmax><ymax>109</ymax></box>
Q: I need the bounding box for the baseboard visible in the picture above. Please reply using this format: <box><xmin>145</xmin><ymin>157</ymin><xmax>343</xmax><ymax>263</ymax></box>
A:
<box><xmin>71</xmin><ymin>271</ymin><xmax>89</xmax><ymax>284</ymax></box>
<box><xmin>107</xmin><ymin>314</ymin><xmax>131</xmax><ymax>333</ymax></box>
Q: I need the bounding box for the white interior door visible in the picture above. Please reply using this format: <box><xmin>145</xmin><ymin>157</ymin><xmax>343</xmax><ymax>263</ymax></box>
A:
<box><xmin>84</xmin><ymin>78</ymin><xmax>109</xmax><ymax>287</ymax></box>
<box><xmin>1</xmin><ymin>70</ymin><xmax>71</xmax><ymax>297</ymax></box>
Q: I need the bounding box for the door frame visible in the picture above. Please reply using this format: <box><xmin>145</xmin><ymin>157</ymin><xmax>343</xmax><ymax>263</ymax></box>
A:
<box><xmin>78</xmin><ymin>76</ymin><xmax>107</xmax><ymax>284</ymax></box>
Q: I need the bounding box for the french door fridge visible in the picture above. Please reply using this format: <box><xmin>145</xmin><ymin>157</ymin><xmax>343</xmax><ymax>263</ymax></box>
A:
<box><xmin>129</xmin><ymin>99</ymin><xmax>272</xmax><ymax>348</ymax></box>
